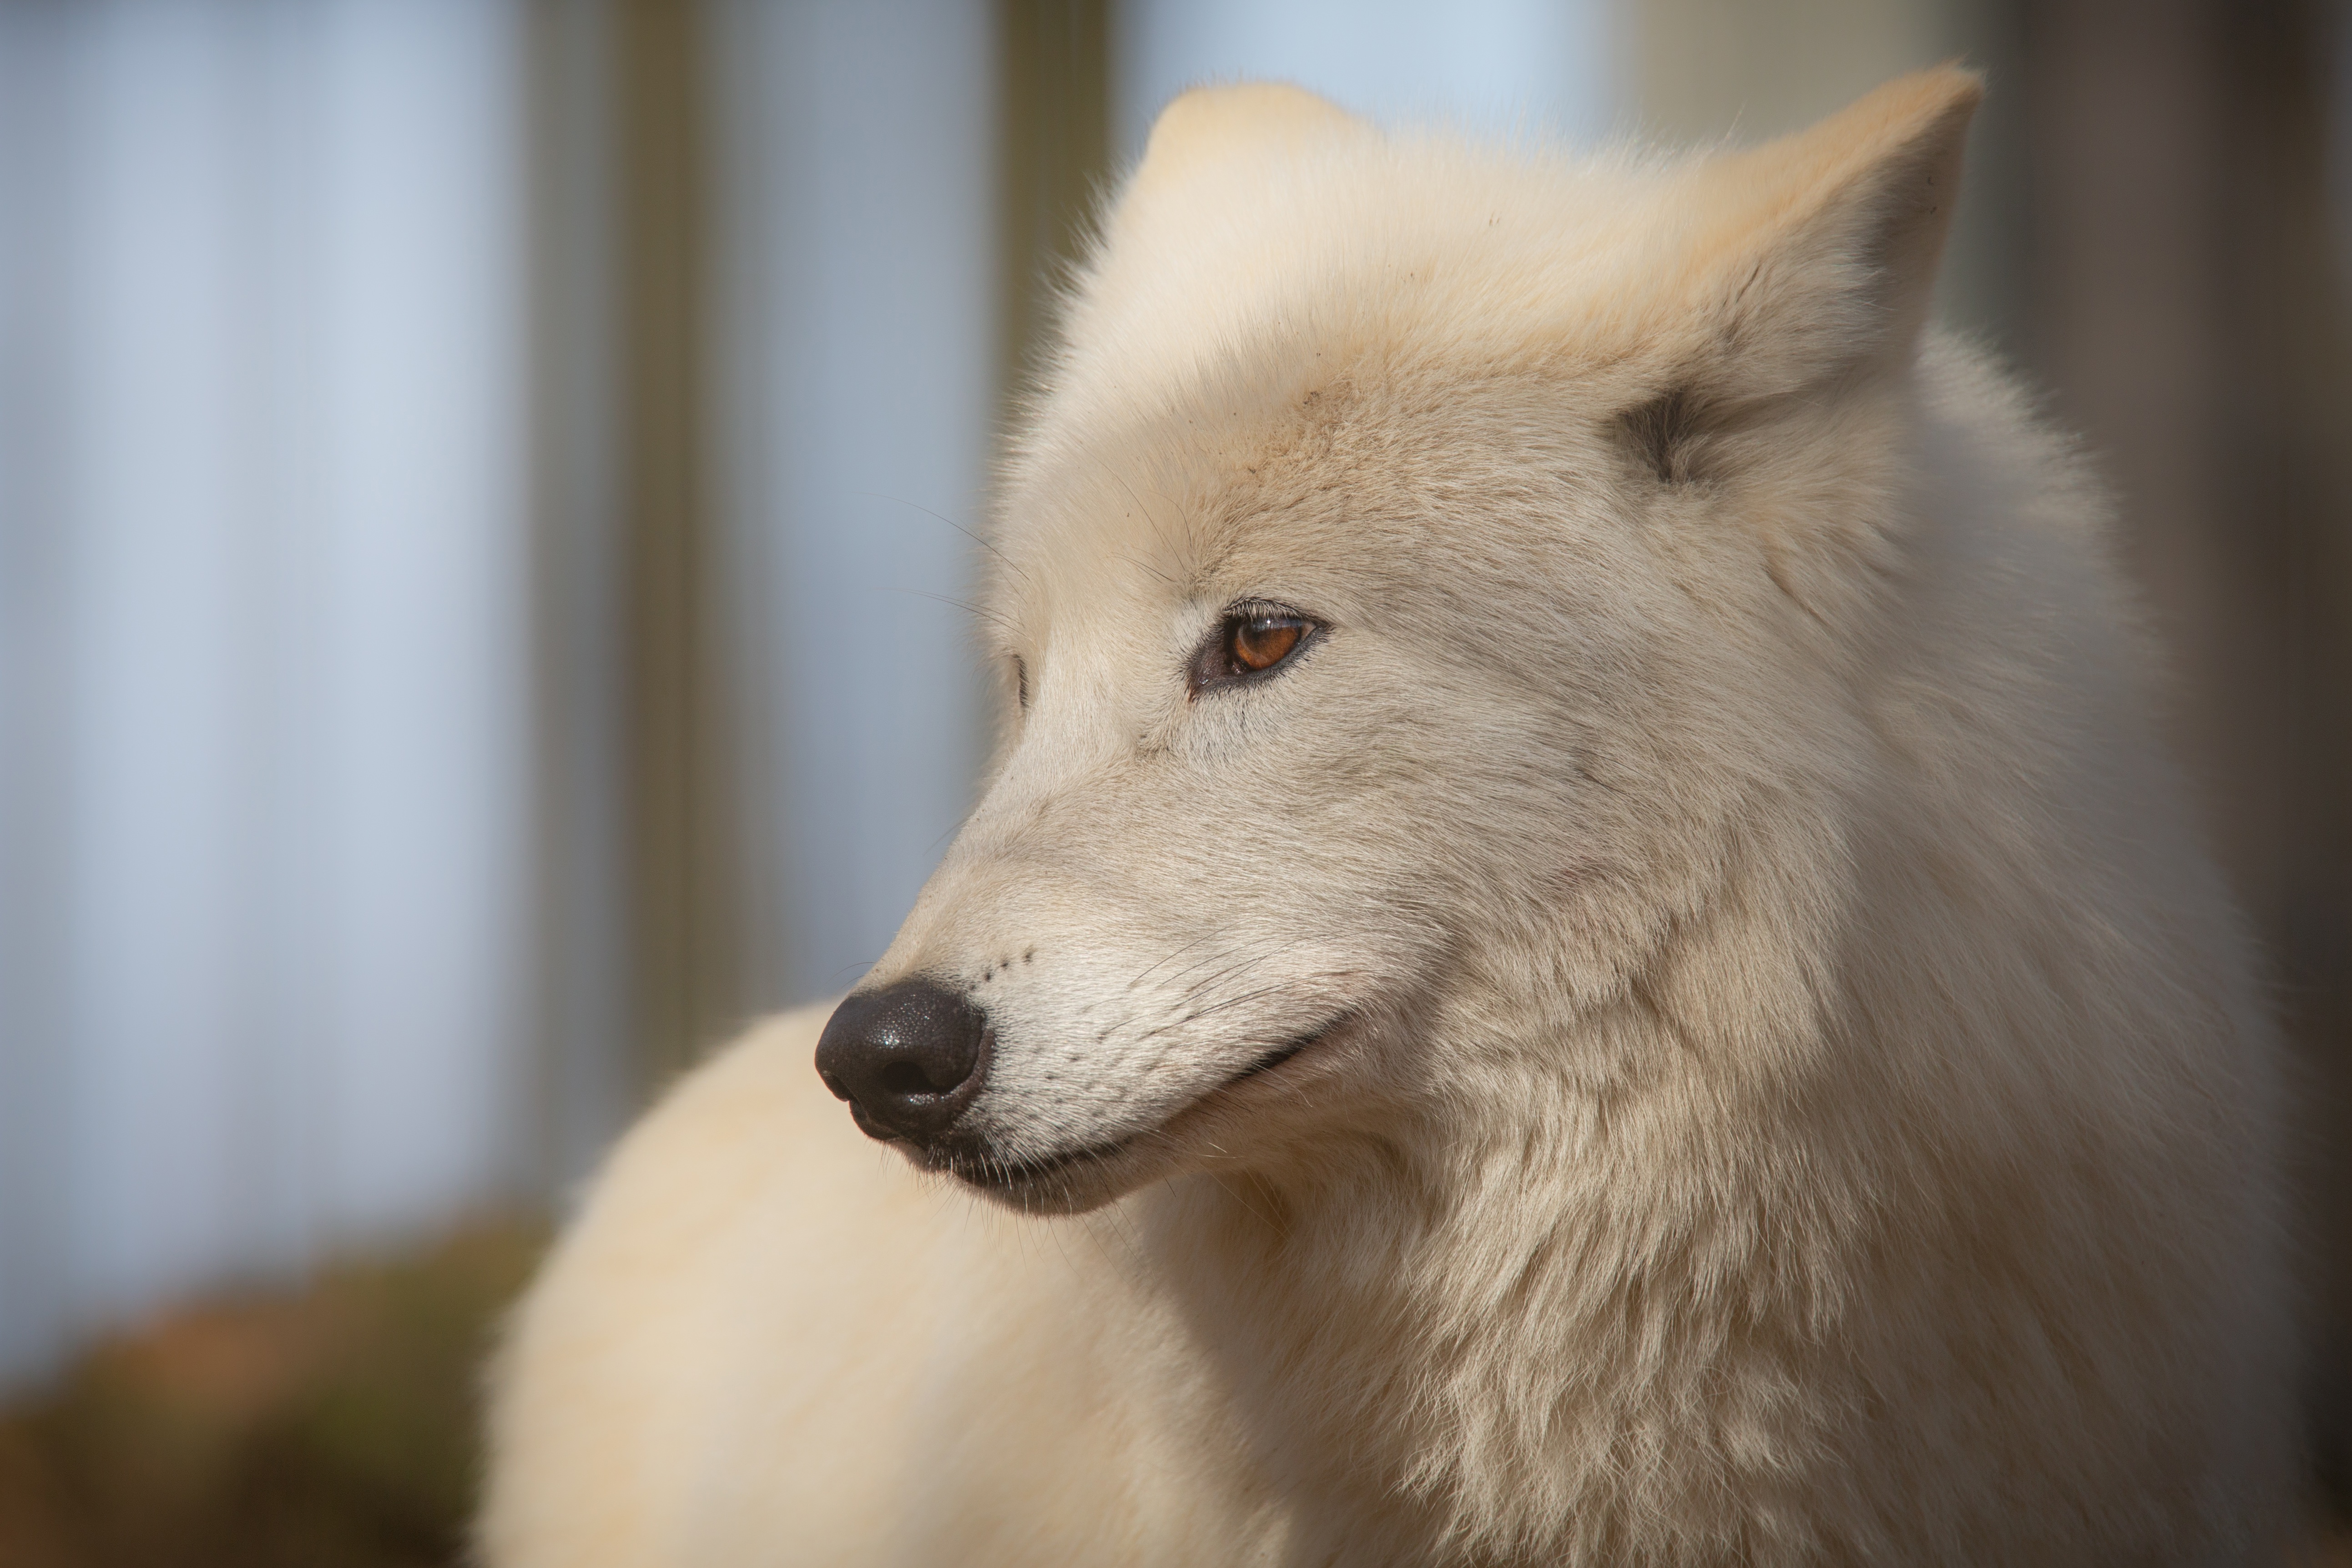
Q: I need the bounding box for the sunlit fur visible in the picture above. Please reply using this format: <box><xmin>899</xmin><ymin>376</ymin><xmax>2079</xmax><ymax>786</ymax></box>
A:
<box><xmin>483</xmin><ymin>70</ymin><xmax>2294</xmax><ymax>1565</ymax></box>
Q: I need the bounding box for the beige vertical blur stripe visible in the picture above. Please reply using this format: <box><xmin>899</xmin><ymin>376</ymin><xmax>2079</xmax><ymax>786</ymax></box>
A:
<box><xmin>1629</xmin><ymin>0</ymin><xmax>1948</xmax><ymax>140</ymax></box>
<box><xmin>997</xmin><ymin>0</ymin><xmax>1113</xmax><ymax>414</ymax></box>
<box><xmin>1620</xmin><ymin>0</ymin><xmax>2028</xmax><ymax>349</ymax></box>
<box><xmin>618</xmin><ymin>0</ymin><xmax>742</xmax><ymax>1095</ymax></box>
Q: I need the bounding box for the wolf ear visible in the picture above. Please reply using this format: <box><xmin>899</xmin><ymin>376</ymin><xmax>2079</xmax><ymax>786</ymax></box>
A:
<box><xmin>1120</xmin><ymin>82</ymin><xmax>1369</xmax><ymax>216</ymax></box>
<box><xmin>1620</xmin><ymin>67</ymin><xmax>1981</xmax><ymax>484</ymax></box>
<box><xmin>1676</xmin><ymin>66</ymin><xmax>1982</xmax><ymax>394</ymax></box>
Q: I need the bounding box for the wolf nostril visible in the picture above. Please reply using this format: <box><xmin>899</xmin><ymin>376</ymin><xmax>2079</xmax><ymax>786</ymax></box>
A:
<box><xmin>813</xmin><ymin>978</ymin><xmax>993</xmax><ymax>1144</ymax></box>
<box><xmin>878</xmin><ymin>1060</ymin><xmax>935</xmax><ymax>1096</ymax></box>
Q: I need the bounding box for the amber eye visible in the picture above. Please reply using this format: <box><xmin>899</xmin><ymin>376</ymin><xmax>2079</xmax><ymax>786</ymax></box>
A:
<box><xmin>1189</xmin><ymin>604</ymin><xmax>1317</xmax><ymax>697</ymax></box>
<box><xmin>1228</xmin><ymin>616</ymin><xmax>1305</xmax><ymax>672</ymax></box>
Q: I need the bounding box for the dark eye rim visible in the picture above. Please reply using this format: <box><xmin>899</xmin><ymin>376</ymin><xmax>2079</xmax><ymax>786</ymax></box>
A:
<box><xmin>1186</xmin><ymin>600</ymin><xmax>1324</xmax><ymax>698</ymax></box>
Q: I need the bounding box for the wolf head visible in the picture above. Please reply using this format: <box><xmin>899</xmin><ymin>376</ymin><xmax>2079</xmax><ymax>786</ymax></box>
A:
<box><xmin>817</xmin><ymin>69</ymin><xmax>1984</xmax><ymax>1213</ymax></box>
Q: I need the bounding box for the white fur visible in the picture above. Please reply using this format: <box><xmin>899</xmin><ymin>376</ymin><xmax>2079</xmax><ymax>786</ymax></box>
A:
<box><xmin>483</xmin><ymin>71</ymin><xmax>2294</xmax><ymax>1565</ymax></box>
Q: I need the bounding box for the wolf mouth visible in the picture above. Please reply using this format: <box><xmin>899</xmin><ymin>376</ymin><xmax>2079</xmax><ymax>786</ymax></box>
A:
<box><xmin>948</xmin><ymin>1014</ymin><xmax>1352</xmax><ymax>1191</ymax></box>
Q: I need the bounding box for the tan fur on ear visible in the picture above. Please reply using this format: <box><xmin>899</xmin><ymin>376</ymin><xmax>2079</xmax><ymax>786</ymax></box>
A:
<box><xmin>1126</xmin><ymin>82</ymin><xmax>1368</xmax><ymax>210</ymax></box>
<box><xmin>1682</xmin><ymin>65</ymin><xmax>1984</xmax><ymax>386</ymax></box>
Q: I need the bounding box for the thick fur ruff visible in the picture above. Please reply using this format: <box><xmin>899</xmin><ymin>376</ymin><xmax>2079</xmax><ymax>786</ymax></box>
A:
<box><xmin>482</xmin><ymin>71</ymin><xmax>2294</xmax><ymax>1565</ymax></box>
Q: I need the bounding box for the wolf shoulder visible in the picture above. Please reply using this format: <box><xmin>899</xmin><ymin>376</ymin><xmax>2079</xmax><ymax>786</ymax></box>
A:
<box><xmin>478</xmin><ymin>1005</ymin><xmax>948</xmax><ymax>1566</ymax></box>
<box><xmin>477</xmin><ymin>1006</ymin><xmax>1256</xmax><ymax>1568</ymax></box>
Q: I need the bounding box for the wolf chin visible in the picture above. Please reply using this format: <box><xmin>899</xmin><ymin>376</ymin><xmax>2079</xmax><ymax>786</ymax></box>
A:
<box><xmin>483</xmin><ymin>70</ymin><xmax>2293</xmax><ymax>1565</ymax></box>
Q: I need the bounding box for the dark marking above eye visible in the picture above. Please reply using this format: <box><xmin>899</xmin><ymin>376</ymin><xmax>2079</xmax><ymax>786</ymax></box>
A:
<box><xmin>1619</xmin><ymin>387</ymin><xmax>1704</xmax><ymax>485</ymax></box>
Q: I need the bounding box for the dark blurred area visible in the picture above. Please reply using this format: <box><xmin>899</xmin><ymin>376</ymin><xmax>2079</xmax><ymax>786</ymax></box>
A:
<box><xmin>0</xmin><ymin>1226</ymin><xmax>540</xmax><ymax>1568</ymax></box>
<box><xmin>2012</xmin><ymin>0</ymin><xmax>2352</xmax><ymax>1531</ymax></box>
<box><xmin>0</xmin><ymin>0</ymin><xmax>2345</xmax><ymax>1561</ymax></box>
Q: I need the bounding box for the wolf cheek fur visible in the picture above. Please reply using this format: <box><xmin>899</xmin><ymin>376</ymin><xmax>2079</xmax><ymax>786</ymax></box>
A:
<box><xmin>483</xmin><ymin>68</ymin><xmax>2296</xmax><ymax>1566</ymax></box>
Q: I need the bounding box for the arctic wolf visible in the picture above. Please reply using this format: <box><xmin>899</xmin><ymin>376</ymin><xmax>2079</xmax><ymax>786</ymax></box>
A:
<box><xmin>484</xmin><ymin>69</ymin><xmax>2292</xmax><ymax>1565</ymax></box>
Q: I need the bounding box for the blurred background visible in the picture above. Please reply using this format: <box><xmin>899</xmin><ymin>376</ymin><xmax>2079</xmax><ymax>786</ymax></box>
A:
<box><xmin>0</xmin><ymin>0</ymin><xmax>2345</xmax><ymax>1561</ymax></box>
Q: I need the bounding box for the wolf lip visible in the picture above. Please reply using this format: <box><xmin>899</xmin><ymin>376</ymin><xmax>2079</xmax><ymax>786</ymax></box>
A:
<box><xmin>1232</xmin><ymin>1008</ymin><xmax>1353</xmax><ymax>1081</ymax></box>
<box><xmin>953</xmin><ymin>1013</ymin><xmax>1350</xmax><ymax>1191</ymax></box>
<box><xmin>947</xmin><ymin>1135</ymin><xmax>1128</xmax><ymax>1187</ymax></box>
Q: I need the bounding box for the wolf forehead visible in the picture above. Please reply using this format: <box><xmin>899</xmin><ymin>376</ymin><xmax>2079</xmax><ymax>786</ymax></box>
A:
<box><xmin>992</xmin><ymin>113</ymin><xmax>1815</xmax><ymax>582</ymax></box>
<box><xmin>1055</xmin><ymin>109</ymin><xmax>1685</xmax><ymax>421</ymax></box>
<box><xmin>999</xmin><ymin>191</ymin><xmax>1666</xmax><ymax>595</ymax></box>
<box><xmin>990</xmin><ymin>266</ymin><xmax>1687</xmax><ymax>638</ymax></box>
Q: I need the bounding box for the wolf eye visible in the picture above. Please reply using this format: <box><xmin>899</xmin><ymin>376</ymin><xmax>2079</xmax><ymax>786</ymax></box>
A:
<box><xmin>1229</xmin><ymin>616</ymin><xmax>1304</xmax><ymax>671</ymax></box>
<box><xmin>1012</xmin><ymin>655</ymin><xmax>1030</xmax><ymax>710</ymax></box>
<box><xmin>1190</xmin><ymin>605</ymin><xmax>1317</xmax><ymax>696</ymax></box>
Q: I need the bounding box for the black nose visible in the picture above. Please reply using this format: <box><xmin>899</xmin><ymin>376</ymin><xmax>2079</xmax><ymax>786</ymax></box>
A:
<box><xmin>814</xmin><ymin>978</ymin><xmax>992</xmax><ymax>1143</ymax></box>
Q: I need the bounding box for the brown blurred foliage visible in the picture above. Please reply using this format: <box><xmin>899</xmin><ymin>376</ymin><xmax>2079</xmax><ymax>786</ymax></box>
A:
<box><xmin>0</xmin><ymin>1225</ymin><xmax>543</xmax><ymax>1568</ymax></box>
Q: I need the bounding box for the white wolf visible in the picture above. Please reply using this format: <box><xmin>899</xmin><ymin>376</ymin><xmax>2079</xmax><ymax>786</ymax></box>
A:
<box><xmin>483</xmin><ymin>69</ymin><xmax>2294</xmax><ymax>1565</ymax></box>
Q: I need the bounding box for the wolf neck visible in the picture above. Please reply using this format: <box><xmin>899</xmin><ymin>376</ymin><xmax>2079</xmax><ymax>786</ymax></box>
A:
<box><xmin>1128</xmin><ymin>1074</ymin><xmax>1749</xmax><ymax>1555</ymax></box>
<box><xmin>1127</xmin><ymin>852</ymin><xmax>1874</xmax><ymax>1555</ymax></box>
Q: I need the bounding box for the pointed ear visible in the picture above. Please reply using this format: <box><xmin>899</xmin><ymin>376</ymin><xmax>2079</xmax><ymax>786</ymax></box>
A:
<box><xmin>1119</xmin><ymin>82</ymin><xmax>1369</xmax><ymax>217</ymax></box>
<box><xmin>1682</xmin><ymin>65</ymin><xmax>1983</xmax><ymax>392</ymax></box>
